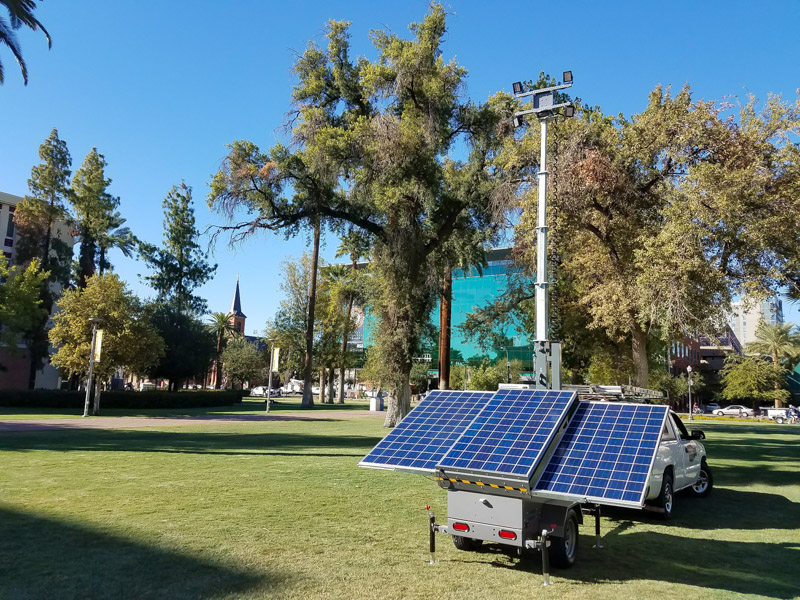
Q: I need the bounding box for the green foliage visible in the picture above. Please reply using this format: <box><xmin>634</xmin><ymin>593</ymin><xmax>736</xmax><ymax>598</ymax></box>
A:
<box><xmin>409</xmin><ymin>362</ymin><xmax>430</xmax><ymax>391</ymax></box>
<box><xmin>0</xmin><ymin>259</ymin><xmax>48</xmax><ymax>360</ymax></box>
<box><xmin>745</xmin><ymin>322</ymin><xmax>800</xmax><ymax>367</ymax></box>
<box><xmin>720</xmin><ymin>355</ymin><xmax>789</xmax><ymax>406</ymax></box>
<box><xmin>146</xmin><ymin>302</ymin><xmax>215</xmax><ymax>391</ymax></box>
<box><xmin>0</xmin><ymin>389</ymin><xmax>242</xmax><ymax>409</ymax></box>
<box><xmin>49</xmin><ymin>274</ymin><xmax>165</xmax><ymax>382</ymax></box>
<box><xmin>206</xmin><ymin>311</ymin><xmax>235</xmax><ymax>389</ymax></box>
<box><xmin>0</xmin><ymin>0</ymin><xmax>50</xmax><ymax>85</ymax></box>
<box><xmin>221</xmin><ymin>336</ymin><xmax>265</xmax><ymax>386</ymax></box>
<box><xmin>140</xmin><ymin>183</ymin><xmax>216</xmax><ymax>314</ymax></box>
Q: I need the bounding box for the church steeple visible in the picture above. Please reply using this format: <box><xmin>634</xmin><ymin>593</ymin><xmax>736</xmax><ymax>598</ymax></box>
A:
<box><xmin>229</xmin><ymin>276</ymin><xmax>246</xmax><ymax>334</ymax></box>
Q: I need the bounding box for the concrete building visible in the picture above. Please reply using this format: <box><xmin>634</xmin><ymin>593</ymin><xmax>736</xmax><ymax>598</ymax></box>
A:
<box><xmin>0</xmin><ymin>191</ymin><xmax>75</xmax><ymax>390</ymax></box>
<box><xmin>728</xmin><ymin>296</ymin><xmax>784</xmax><ymax>347</ymax></box>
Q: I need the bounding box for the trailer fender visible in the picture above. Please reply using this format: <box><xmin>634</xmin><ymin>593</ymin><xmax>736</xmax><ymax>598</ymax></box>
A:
<box><xmin>538</xmin><ymin>502</ymin><xmax>583</xmax><ymax>538</ymax></box>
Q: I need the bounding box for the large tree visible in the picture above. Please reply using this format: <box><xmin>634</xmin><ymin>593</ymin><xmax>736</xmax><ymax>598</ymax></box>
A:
<box><xmin>49</xmin><ymin>274</ymin><xmax>164</xmax><ymax>409</ymax></box>
<box><xmin>0</xmin><ymin>0</ymin><xmax>50</xmax><ymax>85</ymax></box>
<box><xmin>0</xmin><ymin>259</ymin><xmax>47</xmax><ymax>367</ymax></box>
<box><xmin>13</xmin><ymin>128</ymin><xmax>74</xmax><ymax>388</ymax></box>
<box><xmin>507</xmin><ymin>85</ymin><xmax>800</xmax><ymax>387</ymax></box>
<box><xmin>209</xmin><ymin>7</ymin><xmax>512</xmax><ymax>425</ymax></box>
<box><xmin>745</xmin><ymin>321</ymin><xmax>800</xmax><ymax>407</ymax></box>
<box><xmin>140</xmin><ymin>183</ymin><xmax>216</xmax><ymax>314</ymax></box>
<box><xmin>221</xmin><ymin>336</ymin><xmax>265</xmax><ymax>390</ymax></box>
<box><xmin>207</xmin><ymin>311</ymin><xmax>235</xmax><ymax>389</ymax></box>
<box><xmin>70</xmin><ymin>148</ymin><xmax>120</xmax><ymax>289</ymax></box>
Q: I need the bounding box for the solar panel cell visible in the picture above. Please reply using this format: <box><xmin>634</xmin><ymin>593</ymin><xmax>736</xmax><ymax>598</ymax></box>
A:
<box><xmin>534</xmin><ymin>401</ymin><xmax>669</xmax><ymax>507</ymax></box>
<box><xmin>358</xmin><ymin>390</ymin><xmax>493</xmax><ymax>473</ymax></box>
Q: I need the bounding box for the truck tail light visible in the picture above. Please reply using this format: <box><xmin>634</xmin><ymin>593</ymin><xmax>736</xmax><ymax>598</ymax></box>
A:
<box><xmin>499</xmin><ymin>529</ymin><xmax>517</xmax><ymax>540</ymax></box>
<box><xmin>452</xmin><ymin>522</ymin><xmax>470</xmax><ymax>532</ymax></box>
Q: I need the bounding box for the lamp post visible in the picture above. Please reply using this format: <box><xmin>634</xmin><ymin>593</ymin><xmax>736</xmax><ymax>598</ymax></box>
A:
<box><xmin>687</xmin><ymin>365</ymin><xmax>693</xmax><ymax>421</ymax></box>
<box><xmin>83</xmin><ymin>317</ymin><xmax>103</xmax><ymax>418</ymax></box>
<box><xmin>512</xmin><ymin>72</ymin><xmax>575</xmax><ymax>390</ymax></box>
<box><xmin>266</xmin><ymin>340</ymin><xmax>276</xmax><ymax>414</ymax></box>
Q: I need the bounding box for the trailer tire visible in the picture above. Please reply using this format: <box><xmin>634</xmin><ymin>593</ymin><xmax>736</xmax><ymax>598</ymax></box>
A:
<box><xmin>548</xmin><ymin>509</ymin><xmax>579</xmax><ymax>569</ymax></box>
<box><xmin>656</xmin><ymin>471</ymin><xmax>674</xmax><ymax>520</ymax></box>
<box><xmin>452</xmin><ymin>535</ymin><xmax>481</xmax><ymax>551</ymax></box>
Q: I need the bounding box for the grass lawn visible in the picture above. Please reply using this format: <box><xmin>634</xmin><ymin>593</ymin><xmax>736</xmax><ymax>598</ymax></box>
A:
<box><xmin>1</xmin><ymin>415</ymin><xmax>799</xmax><ymax>599</ymax></box>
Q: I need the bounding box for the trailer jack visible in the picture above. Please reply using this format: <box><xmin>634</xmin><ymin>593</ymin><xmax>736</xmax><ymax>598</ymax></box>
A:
<box><xmin>582</xmin><ymin>504</ymin><xmax>604</xmax><ymax>549</ymax></box>
<box><xmin>428</xmin><ymin>511</ymin><xmax>449</xmax><ymax>565</ymax></box>
<box><xmin>525</xmin><ymin>529</ymin><xmax>554</xmax><ymax>586</ymax></box>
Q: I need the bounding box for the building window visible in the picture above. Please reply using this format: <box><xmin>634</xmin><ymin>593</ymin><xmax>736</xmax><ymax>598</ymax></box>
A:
<box><xmin>5</xmin><ymin>211</ymin><xmax>13</xmax><ymax>238</ymax></box>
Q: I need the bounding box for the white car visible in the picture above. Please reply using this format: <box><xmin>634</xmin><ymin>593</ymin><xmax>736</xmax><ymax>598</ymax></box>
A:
<box><xmin>645</xmin><ymin>410</ymin><xmax>712</xmax><ymax>518</ymax></box>
<box><xmin>714</xmin><ymin>405</ymin><xmax>754</xmax><ymax>417</ymax></box>
<box><xmin>249</xmin><ymin>386</ymin><xmax>267</xmax><ymax>397</ymax></box>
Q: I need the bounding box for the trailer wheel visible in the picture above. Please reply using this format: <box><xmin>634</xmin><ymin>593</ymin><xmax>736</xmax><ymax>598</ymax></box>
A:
<box><xmin>452</xmin><ymin>535</ymin><xmax>482</xmax><ymax>551</ymax></box>
<box><xmin>548</xmin><ymin>509</ymin><xmax>579</xmax><ymax>569</ymax></box>
<box><xmin>656</xmin><ymin>472</ymin><xmax>674</xmax><ymax>520</ymax></box>
<box><xmin>689</xmin><ymin>462</ymin><xmax>713</xmax><ymax>498</ymax></box>
<box><xmin>776</xmin><ymin>417</ymin><xmax>785</xmax><ymax>424</ymax></box>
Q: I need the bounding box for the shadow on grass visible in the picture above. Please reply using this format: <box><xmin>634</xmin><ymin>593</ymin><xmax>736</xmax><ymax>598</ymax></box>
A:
<box><xmin>0</xmin><ymin>428</ymin><xmax>382</xmax><ymax>458</ymax></box>
<box><xmin>0</xmin><ymin>507</ymin><xmax>277</xmax><ymax>600</ymax></box>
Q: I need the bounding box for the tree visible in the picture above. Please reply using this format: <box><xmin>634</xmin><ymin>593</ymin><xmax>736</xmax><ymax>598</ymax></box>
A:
<box><xmin>745</xmin><ymin>321</ymin><xmax>800</xmax><ymax>407</ymax></box>
<box><xmin>13</xmin><ymin>128</ymin><xmax>73</xmax><ymax>388</ymax></box>
<box><xmin>49</xmin><ymin>274</ymin><xmax>164</xmax><ymax>399</ymax></box>
<box><xmin>0</xmin><ymin>0</ymin><xmax>50</xmax><ymax>85</ymax></box>
<box><xmin>209</xmin><ymin>7</ymin><xmax>513</xmax><ymax>426</ymax></box>
<box><xmin>0</xmin><ymin>259</ymin><xmax>48</xmax><ymax>366</ymax></box>
<box><xmin>508</xmin><ymin>84</ymin><xmax>800</xmax><ymax>387</ymax></box>
<box><xmin>207</xmin><ymin>311</ymin><xmax>235</xmax><ymax>389</ymax></box>
<box><xmin>146</xmin><ymin>302</ymin><xmax>215</xmax><ymax>392</ymax></box>
<box><xmin>70</xmin><ymin>148</ymin><xmax>120</xmax><ymax>289</ymax></box>
<box><xmin>720</xmin><ymin>355</ymin><xmax>789</xmax><ymax>408</ymax></box>
<box><xmin>140</xmin><ymin>183</ymin><xmax>216</xmax><ymax>314</ymax></box>
<box><xmin>221</xmin><ymin>336</ymin><xmax>265</xmax><ymax>389</ymax></box>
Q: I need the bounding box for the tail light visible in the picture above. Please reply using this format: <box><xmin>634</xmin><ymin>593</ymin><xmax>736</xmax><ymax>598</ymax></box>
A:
<box><xmin>452</xmin><ymin>522</ymin><xmax>470</xmax><ymax>532</ymax></box>
<box><xmin>498</xmin><ymin>529</ymin><xmax>517</xmax><ymax>540</ymax></box>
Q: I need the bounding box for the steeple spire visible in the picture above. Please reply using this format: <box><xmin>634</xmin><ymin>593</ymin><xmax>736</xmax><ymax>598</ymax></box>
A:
<box><xmin>230</xmin><ymin>277</ymin><xmax>246</xmax><ymax>318</ymax></box>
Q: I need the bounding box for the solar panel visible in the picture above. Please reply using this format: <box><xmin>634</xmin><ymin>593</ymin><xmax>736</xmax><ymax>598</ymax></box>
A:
<box><xmin>533</xmin><ymin>401</ymin><xmax>669</xmax><ymax>507</ymax></box>
<box><xmin>437</xmin><ymin>389</ymin><xmax>577</xmax><ymax>480</ymax></box>
<box><xmin>358</xmin><ymin>390</ymin><xmax>493</xmax><ymax>473</ymax></box>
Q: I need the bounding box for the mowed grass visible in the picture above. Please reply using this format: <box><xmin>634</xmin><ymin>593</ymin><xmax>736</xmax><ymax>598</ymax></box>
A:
<box><xmin>0</xmin><ymin>415</ymin><xmax>799</xmax><ymax>600</ymax></box>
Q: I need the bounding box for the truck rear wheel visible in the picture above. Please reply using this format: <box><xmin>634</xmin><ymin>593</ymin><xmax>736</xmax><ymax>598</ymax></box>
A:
<box><xmin>548</xmin><ymin>509</ymin><xmax>579</xmax><ymax>568</ymax></box>
<box><xmin>452</xmin><ymin>535</ymin><xmax>481</xmax><ymax>551</ymax></box>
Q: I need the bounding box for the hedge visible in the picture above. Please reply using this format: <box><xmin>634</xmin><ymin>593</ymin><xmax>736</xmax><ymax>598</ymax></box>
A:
<box><xmin>0</xmin><ymin>389</ymin><xmax>244</xmax><ymax>409</ymax></box>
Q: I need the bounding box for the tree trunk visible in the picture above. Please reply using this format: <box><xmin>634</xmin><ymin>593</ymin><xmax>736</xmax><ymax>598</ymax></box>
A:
<box><xmin>318</xmin><ymin>369</ymin><xmax>325</xmax><ymax>404</ymax></box>
<box><xmin>383</xmin><ymin>368</ymin><xmax>412</xmax><ymax>428</ymax></box>
<box><xmin>214</xmin><ymin>333</ymin><xmax>223</xmax><ymax>389</ymax></box>
<box><xmin>327</xmin><ymin>365</ymin><xmax>335</xmax><ymax>404</ymax></box>
<box><xmin>338</xmin><ymin>295</ymin><xmax>353</xmax><ymax>404</ymax></box>
<box><xmin>773</xmin><ymin>350</ymin><xmax>783</xmax><ymax>408</ymax></box>
<box><xmin>438</xmin><ymin>265</ymin><xmax>452</xmax><ymax>390</ymax></box>
<box><xmin>302</xmin><ymin>220</ymin><xmax>321</xmax><ymax>408</ymax></box>
<box><xmin>631</xmin><ymin>324</ymin><xmax>649</xmax><ymax>388</ymax></box>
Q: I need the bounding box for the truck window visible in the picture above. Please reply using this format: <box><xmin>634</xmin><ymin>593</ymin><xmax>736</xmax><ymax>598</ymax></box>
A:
<box><xmin>662</xmin><ymin>421</ymin><xmax>676</xmax><ymax>441</ymax></box>
<box><xmin>670</xmin><ymin>414</ymin><xmax>690</xmax><ymax>440</ymax></box>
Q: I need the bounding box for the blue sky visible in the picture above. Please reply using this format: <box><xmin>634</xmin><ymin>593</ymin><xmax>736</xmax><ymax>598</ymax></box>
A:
<box><xmin>1</xmin><ymin>0</ymin><xmax>798</xmax><ymax>334</ymax></box>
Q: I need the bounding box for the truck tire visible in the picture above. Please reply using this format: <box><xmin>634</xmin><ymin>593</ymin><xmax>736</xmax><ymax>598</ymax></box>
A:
<box><xmin>689</xmin><ymin>462</ymin><xmax>713</xmax><ymax>498</ymax></box>
<box><xmin>452</xmin><ymin>535</ymin><xmax>481</xmax><ymax>551</ymax></box>
<box><xmin>656</xmin><ymin>472</ymin><xmax>674</xmax><ymax>520</ymax></box>
<box><xmin>548</xmin><ymin>509</ymin><xmax>579</xmax><ymax>568</ymax></box>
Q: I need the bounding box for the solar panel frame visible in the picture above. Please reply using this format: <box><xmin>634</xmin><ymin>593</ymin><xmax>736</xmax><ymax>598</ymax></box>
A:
<box><xmin>532</xmin><ymin>401</ymin><xmax>669</xmax><ymax>508</ymax></box>
<box><xmin>358</xmin><ymin>390</ymin><xmax>493</xmax><ymax>474</ymax></box>
<box><xmin>436</xmin><ymin>389</ymin><xmax>577</xmax><ymax>483</ymax></box>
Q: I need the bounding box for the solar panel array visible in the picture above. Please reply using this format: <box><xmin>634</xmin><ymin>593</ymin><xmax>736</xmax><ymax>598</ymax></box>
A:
<box><xmin>358</xmin><ymin>390</ymin><xmax>493</xmax><ymax>473</ymax></box>
<box><xmin>534</xmin><ymin>401</ymin><xmax>669</xmax><ymax>506</ymax></box>
<box><xmin>437</xmin><ymin>389</ymin><xmax>576</xmax><ymax>479</ymax></box>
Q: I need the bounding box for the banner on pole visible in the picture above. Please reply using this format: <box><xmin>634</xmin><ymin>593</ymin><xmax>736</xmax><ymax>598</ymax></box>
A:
<box><xmin>93</xmin><ymin>330</ymin><xmax>104</xmax><ymax>362</ymax></box>
<box><xmin>271</xmin><ymin>347</ymin><xmax>280</xmax><ymax>372</ymax></box>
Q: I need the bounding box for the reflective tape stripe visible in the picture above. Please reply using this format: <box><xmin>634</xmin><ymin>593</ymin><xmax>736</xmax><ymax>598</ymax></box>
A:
<box><xmin>437</xmin><ymin>477</ymin><xmax>527</xmax><ymax>493</ymax></box>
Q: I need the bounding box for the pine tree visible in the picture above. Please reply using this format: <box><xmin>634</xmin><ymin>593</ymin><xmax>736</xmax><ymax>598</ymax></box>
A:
<box><xmin>140</xmin><ymin>183</ymin><xmax>216</xmax><ymax>314</ymax></box>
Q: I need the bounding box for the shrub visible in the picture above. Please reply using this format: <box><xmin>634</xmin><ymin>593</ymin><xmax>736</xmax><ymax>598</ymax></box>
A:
<box><xmin>0</xmin><ymin>390</ymin><xmax>244</xmax><ymax>409</ymax></box>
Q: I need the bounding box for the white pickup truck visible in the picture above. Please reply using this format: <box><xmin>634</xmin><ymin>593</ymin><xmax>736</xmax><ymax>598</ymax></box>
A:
<box><xmin>644</xmin><ymin>410</ymin><xmax>712</xmax><ymax>518</ymax></box>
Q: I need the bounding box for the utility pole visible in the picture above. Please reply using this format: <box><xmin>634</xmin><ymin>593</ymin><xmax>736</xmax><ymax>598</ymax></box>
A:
<box><xmin>82</xmin><ymin>317</ymin><xmax>103</xmax><ymax>418</ymax></box>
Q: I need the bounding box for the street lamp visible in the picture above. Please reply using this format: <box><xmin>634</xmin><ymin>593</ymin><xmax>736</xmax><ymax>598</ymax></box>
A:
<box><xmin>83</xmin><ymin>317</ymin><xmax>103</xmax><ymax>418</ymax></box>
<box><xmin>687</xmin><ymin>365</ymin><xmax>694</xmax><ymax>421</ymax></box>
<box><xmin>512</xmin><ymin>71</ymin><xmax>575</xmax><ymax>390</ymax></box>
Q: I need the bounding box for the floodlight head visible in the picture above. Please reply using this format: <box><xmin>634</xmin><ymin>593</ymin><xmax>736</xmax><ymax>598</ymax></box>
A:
<box><xmin>564</xmin><ymin>105</ymin><xmax>575</xmax><ymax>118</ymax></box>
<box><xmin>687</xmin><ymin>365</ymin><xmax>693</xmax><ymax>373</ymax></box>
<box><xmin>563</xmin><ymin>70</ymin><xmax>573</xmax><ymax>84</ymax></box>
<box><xmin>513</xmin><ymin>115</ymin><xmax>525</xmax><ymax>128</ymax></box>
<box><xmin>512</xmin><ymin>81</ymin><xmax>523</xmax><ymax>94</ymax></box>
<box><xmin>88</xmin><ymin>317</ymin><xmax>104</xmax><ymax>325</ymax></box>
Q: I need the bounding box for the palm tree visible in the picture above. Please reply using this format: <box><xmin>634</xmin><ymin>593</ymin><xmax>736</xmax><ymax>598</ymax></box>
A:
<box><xmin>745</xmin><ymin>321</ymin><xmax>800</xmax><ymax>407</ymax></box>
<box><xmin>97</xmin><ymin>215</ymin><xmax>137</xmax><ymax>275</ymax></box>
<box><xmin>207</xmin><ymin>312</ymin><xmax>235</xmax><ymax>389</ymax></box>
<box><xmin>0</xmin><ymin>0</ymin><xmax>50</xmax><ymax>85</ymax></box>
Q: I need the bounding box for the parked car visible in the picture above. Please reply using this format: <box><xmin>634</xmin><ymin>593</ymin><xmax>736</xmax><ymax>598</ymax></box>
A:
<box><xmin>714</xmin><ymin>405</ymin><xmax>754</xmax><ymax>417</ymax></box>
<box><xmin>249</xmin><ymin>386</ymin><xmax>267</xmax><ymax>397</ymax></box>
<box><xmin>703</xmin><ymin>403</ymin><xmax>720</xmax><ymax>413</ymax></box>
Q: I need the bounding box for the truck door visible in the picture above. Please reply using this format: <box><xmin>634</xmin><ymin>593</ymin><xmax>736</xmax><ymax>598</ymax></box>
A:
<box><xmin>670</xmin><ymin>413</ymin><xmax>701</xmax><ymax>489</ymax></box>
